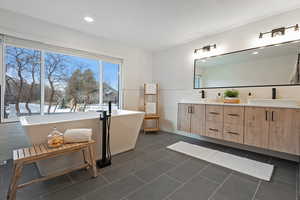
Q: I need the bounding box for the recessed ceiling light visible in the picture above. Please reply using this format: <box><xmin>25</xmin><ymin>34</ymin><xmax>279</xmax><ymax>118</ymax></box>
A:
<box><xmin>84</xmin><ymin>16</ymin><xmax>94</xmax><ymax>23</ymax></box>
<box><xmin>252</xmin><ymin>51</ymin><xmax>259</xmax><ymax>55</ymax></box>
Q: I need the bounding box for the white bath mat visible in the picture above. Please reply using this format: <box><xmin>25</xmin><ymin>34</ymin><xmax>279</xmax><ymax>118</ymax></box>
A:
<box><xmin>167</xmin><ymin>141</ymin><xmax>274</xmax><ymax>181</ymax></box>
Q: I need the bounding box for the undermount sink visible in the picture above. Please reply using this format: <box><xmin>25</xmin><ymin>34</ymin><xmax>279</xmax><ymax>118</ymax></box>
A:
<box><xmin>179</xmin><ymin>99</ymin><xmax>207</xmax><ymax>104</ymax></box>
<box><xmin>247</xmin><ymin>99</ymin><xmax>299</xmax><ymax>107</ymax></box>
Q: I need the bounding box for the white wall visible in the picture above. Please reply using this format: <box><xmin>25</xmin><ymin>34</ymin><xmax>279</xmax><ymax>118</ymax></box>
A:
<box><xmin>153</xmin><ymin>8</ymin><xmax>300</xmax><ymax>134</ymax></box>
<box><xmin>0</xmin><ymin>8</ymin><xmax>153</xmax><ymax>111</ymax></box>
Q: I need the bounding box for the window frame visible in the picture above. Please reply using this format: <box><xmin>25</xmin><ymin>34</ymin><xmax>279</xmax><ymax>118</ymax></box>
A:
<box><xmin>1</xmin><ymin>40</ymin><xmax>122</xmax><ymax>122</ymax></box>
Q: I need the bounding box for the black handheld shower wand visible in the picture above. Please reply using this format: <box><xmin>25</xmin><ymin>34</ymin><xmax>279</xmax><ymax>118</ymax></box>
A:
<box><xmin>97</xmin><ymin>101</ymin><xmax>112</xmax><ymax>168</ymax></box>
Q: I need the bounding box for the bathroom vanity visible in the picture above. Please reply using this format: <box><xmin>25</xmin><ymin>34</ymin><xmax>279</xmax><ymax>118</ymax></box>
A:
<box><xmin>178</xmin><ymin>102</ymin><xmax>300</xmax><ymax>155</ymax></box>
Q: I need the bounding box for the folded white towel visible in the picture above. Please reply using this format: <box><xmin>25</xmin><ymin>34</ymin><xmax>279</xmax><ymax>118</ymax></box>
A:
<box><xmin>145</xmin><ymin>83</ymin><xmax>157</xmax><ymax>94</ymax></box>
<box><xmin>145</xmin><ymin>102</ymin><xmax>156</xmax><ymax>114</ymax></box>
<box><xmin>64</xmin><ymin>129</ymin><xmax>92</xmax><ymax>143</ymax></box>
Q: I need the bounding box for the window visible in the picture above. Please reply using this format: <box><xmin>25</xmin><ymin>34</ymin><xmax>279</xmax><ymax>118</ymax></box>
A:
<box><xmin>44</xmin><ymin>52</ymin><xmax>100</xmax><ymax>114</ymax></box>
<box><xmin>1</xmin><ymin>42</ymin><xmax>121</xmax><ymax>122</ymax></box>
<box><xmin>4</xmin><ymin>46</ymin><xmax>41</xmax><ymax>121</ymax></box>
<box><xmin>102</xmin><ymin>61</ymin><xmax>120</xmax><ymax>107</ymax></box>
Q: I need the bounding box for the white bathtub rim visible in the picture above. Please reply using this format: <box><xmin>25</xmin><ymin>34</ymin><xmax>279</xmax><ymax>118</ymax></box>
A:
<box><xmin>19</xmin><ymin>110</ymin><xmax>145</xmax><ymax>127</ymax></box>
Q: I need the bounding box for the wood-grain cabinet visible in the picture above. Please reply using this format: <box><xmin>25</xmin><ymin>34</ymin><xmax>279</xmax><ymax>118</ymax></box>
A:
<box><xmin>177</xmin><ymin>103</ymin><xmax>300</xmax><ymax>155</ymax></box>
<box><xmin>177</xmin><ymin>103</ymin><xmax>205</xmax><ymax>135</ymax></box>
<box><xmin>245</xmin><ymin>107</ymin><xmax>300</xmax><ymax>155</ymax></box>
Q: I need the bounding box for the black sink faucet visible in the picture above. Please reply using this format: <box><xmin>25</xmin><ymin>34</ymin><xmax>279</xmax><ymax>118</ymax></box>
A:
<box><xmin>272</xmin><ymin>88</ymin><xmax>276</xmax><ymax>99</ymax></box>
<box><xmin>201</xmin><ymin>90</ymin><xmax>205</xmax><ymax>99</ymax></box>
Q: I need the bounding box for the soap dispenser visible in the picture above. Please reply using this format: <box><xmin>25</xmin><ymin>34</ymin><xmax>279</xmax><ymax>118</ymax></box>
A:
<box><xmin>216</xmin><ymin>92</ymin><xmax>223</xmax><ymax>103</ymax></box>
<box><xmin>247</xmin><ymin>92</ymin><xmax>254</xmax><ymax>103</ymax></box>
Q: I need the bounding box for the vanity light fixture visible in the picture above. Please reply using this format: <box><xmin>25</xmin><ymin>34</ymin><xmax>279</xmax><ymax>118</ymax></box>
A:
<box><xmin>259</xmin><ymin>24</ymin><xmax>299</xmax><ymax>39</ymax></box>
<box><xmin>194</xmin><ymin>44</ymin><xmax>217</xmax><ymax>54</ymax></box>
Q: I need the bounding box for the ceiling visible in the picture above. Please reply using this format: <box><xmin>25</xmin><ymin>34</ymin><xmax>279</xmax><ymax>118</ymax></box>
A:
<box><xmin>1</xmin><ymin>0</ymin><xmax>300</xmax><ymax>51</ymax></box>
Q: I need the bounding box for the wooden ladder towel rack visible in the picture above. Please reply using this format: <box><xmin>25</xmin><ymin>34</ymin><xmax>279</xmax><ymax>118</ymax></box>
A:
<box><xmin>143</xmin><ymin>83</ymin><xmax>160</xmax><ymax>132</ymax></box>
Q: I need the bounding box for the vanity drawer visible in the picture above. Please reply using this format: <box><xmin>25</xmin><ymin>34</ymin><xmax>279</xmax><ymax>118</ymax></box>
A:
<box><xmin>205</xmin><ymin>122</ymin><xmax>223</xmax><ymax>139</ymax></box>
<box><xmin>206</xmin><ymin>105</ymin><xmax>223</xmax><ymax>123</ymax></box>
<box><xmin>223</xmin><ymin>124</ymin><xmax>244</xmax><ymax>144</ymax></box>
<box><xmin>224</xmin><ymin>106</ymin><xmax>244</xmax><ymax>125</ymax></box>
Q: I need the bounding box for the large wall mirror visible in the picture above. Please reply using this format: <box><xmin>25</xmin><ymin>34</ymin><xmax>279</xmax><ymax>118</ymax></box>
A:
<box><xmin>194</xmin><ymin>40</ymin><xmax>300</xmax><ymax>89</ymax></box>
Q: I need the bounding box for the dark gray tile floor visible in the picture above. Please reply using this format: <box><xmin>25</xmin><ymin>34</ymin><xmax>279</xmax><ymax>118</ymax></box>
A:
<box><xmin>0</xmin><ymin>131</ymin><xmax>299</xmax><ymax>200</ymax></box>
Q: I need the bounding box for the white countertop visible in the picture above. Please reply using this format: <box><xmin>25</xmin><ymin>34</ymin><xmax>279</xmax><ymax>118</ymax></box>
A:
<box><xmin>178</xmin><ymin>100</ymin><xmax>300</xmax><ymax>109</ymax></box>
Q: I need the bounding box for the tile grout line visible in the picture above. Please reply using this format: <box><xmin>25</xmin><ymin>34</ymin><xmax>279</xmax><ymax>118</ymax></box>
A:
<box><xmin>107</xmin><ymin>135</ymin><xmax>173</xmax><ymax>170</ymax></box>
<box><xmin>251</xmin><ymin>180</ymin><xmax>262</xmax><ymax>200</ymax></box>
<box><xmin>130</xmin><ymin>173</ymin><xmax>147</xmax><ymax>184</ymax></box>
<box><xmin>98</xmin><ymin>171</ymin><xmax>111</xmax><ymax>184</ymax></box>
<box><xmin>207</xmin><ymin>172</ymin><xmax>233</xmax><ymax>200</ymax></box>
<box><xmin>100</xmin><ymin>148</ymin><xmax>169</xmax><ymax>181</ymax></box>
<box><xmin>119</xmin><ymin>168</ymin><xmax>180</xmax><ymax>200</ymax></box>
<box><xmin>119</xmin><ymin>157</ymin><xmax>196</xmax><ymax>200</ymax></box>
<box><xmin>163</xmin><ymin>173</ymin><xmax>183</xmax><ymax>184</ymax></box>
<box><xmin>161</xmin><ymin>164</ymin><xmax>212</xmax><ymax>200</ymax></box>
<box><xmin>197</xmin><ymin>173</ymin><xmax>228</xmax><ymax>186</ymax></box>
<box><xmin>100</xmin><ymin>149</ymin><xmax>180</xmax><ymax>184</ymax></box>
<box><xmin>83</xmin><ymin>139</ymin><xmax>185</xmax><ymax>200</ymax></box>
<box><xmin>38</xmin><ymin>177</ymin><xmax>82</xmax><ymax>199</ymax></box>
<box><xmin>120</xmin><ymin>159</ymin><xmax>209</xmax><ymax>200</ymax></box>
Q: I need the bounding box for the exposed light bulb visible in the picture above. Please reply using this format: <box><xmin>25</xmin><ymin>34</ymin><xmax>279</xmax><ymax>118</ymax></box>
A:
<box><xmin>84</xmin><ymin>16</ymin><xmax>94</xmax><ymax>23</ymax></box>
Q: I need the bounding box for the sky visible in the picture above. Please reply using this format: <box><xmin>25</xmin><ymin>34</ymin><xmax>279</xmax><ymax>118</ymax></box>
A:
<box><xmin>62</xmin><ymin>54</ymin><xmax>119</xmax><ymax>90</ymax></box>
<box><xmin>5</xmin><ymin>45</ymin><xmax>120</xmax><ymax>91</ymax></box>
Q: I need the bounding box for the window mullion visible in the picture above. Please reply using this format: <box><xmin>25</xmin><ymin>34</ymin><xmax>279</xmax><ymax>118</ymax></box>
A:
<box><xmin>40</xmin><ymin>51</ymin><xmax>45</xmax><ymax>115</ymax></box>
<box><xmin>99</xmin><ymin>60</ymin><xmax>103</xmax><ymax>106</ymax></box>
<box><xmin>0</xmin><ymin>40</ymin><xmax>4</xmax><ymax>122</ymax></box>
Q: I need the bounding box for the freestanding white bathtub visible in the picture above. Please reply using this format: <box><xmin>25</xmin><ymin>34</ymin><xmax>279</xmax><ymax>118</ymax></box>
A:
<box><xmin>19</xmin><ymin>110</ymin><xmax>144</xmax><ymax>176</ymax></box>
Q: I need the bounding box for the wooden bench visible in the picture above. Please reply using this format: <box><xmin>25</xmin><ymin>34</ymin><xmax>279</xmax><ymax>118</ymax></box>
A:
<box><xmin>7</xmin><ymin>140</ymin><xmax>97</xmax><ymax>200</ymax></box>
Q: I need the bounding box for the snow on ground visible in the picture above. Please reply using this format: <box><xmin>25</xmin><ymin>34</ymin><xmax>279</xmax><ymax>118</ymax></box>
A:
<box><xmin>5</xmin><ymin>103</ymin><xmax>105</xmax><ymax>120</ymax></box>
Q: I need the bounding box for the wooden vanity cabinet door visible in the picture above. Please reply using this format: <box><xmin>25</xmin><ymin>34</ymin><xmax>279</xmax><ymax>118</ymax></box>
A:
<box><xmin>268</xmin><ymin>108</ymin><xmax>300</xmax><ymax>155</ymax></box>
<box><xmin>190</xmin><ymin>104</ymin><xmax>205</xmax><ymax>136</ymax></box>
<box><xmin>223</xmin><ymin>106</ymin><xmax>245</xmax><ymax>144</ymax></box>
<box><xmin>224</xmin><ymin>106</ymin><xmax>244</xmax><ymax>125</ymax></box>
<box><xmin>223</xmin><ymin>124</ymin><xmax>244</xmax><ymax>144</ymax></box>
<box><xmin>205</xmin><ymin>122</ymin><xmax>223</xmax><ymax>139</ymax></box>
<box><xmin>244</xmin><ymin>107</ymin><xmax>269</xmax><ymax>148</ymax></box>
<box><xmin>177</xmin><ymin>103</ymin><xmax>191</xmax><ymax>132</ymax></box>
<box><xmin>206</xmin><ymin>105</ymin><xmax>223</xmax><ymax>123</ymax></box>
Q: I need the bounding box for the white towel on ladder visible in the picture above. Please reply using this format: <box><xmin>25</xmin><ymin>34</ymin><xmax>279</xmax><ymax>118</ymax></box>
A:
<box><xmin>145</xmin><ymin>102</ymin><xmax>156</xmax><ymax>114</ymax></box>
<box><xmin>145</xmin><ymin>83</ymin><xmax>157</xmax><ymax>94</ymax></box>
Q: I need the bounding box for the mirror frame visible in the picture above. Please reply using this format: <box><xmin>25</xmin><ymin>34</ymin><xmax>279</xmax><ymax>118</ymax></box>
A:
<box><xmin>193</xmin><ymin>39</ymin><xmax>300</xmax><ymax>89</ymax></box>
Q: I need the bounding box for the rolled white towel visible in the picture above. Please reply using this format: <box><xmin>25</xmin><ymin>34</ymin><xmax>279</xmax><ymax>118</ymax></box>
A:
<box><xmin>64</xmin><ymin>129</ymin><xmax>92</xmax><ymax>143</ymax></box>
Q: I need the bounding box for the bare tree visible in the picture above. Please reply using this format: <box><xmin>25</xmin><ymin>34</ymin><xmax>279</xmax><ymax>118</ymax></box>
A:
<box><xmin>5</xmin><ymin>47</ymin><xmax>40</xmax><ymax>115</ymax></box>
<box><xmin>45</xmin><ymin>53</ymin><xmax>68</xmax><ymax>113</ymax></box>
<box><xmin>24</xmin><ymin>51</ymin><xmax>41</xmax><ymax>114</ymax></box>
